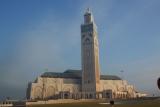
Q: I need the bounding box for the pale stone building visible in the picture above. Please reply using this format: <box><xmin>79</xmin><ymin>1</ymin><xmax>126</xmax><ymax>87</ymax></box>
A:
<box><xmin>27</xmin><ymin>70</ymin><xmax>140</xmax><ymax>100</ymax></box>
<box><xmin>26</xmin><ymin>9</ymin><xmax>144</xmax><ymax>100</ymax></box>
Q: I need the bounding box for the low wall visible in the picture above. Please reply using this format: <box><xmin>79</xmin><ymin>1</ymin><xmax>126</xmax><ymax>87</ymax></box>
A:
<box><xmin>26</xmin><ymin>99</ymin><xmax>107</xmax><ymax>105</ymax></box>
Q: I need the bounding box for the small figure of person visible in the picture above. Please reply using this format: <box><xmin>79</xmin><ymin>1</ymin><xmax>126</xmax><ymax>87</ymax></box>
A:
<box><xmin>110</xmin><ymin>100</ymin><xmax>114</xmax><ymax>107</ymax></box>
<box><xmin>158</xmin><ymin>77</ymin><xmax>160</xmax><ymax>90</ymax></box>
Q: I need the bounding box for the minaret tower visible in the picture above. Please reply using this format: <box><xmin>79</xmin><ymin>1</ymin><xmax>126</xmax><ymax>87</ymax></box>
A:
<box><xmin>81</xmin><ymin>8</ymin><xmax>101</xmax><ymax>99</ymax></box>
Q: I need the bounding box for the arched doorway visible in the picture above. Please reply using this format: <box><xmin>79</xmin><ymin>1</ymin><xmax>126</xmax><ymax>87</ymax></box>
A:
<box><xmin>46</xmin><ymin>86</ymin><xmax>55</xmax><ymax>99</ymax></box>
<box><xmin>34</xmin><ymin>86</ymin><xmax>43</xmax><ymax>99</ymax></box>
<box><xmin>64</xmin><ymin>91</ymin><xmax>70</xmax><ymax>99</ymax></box>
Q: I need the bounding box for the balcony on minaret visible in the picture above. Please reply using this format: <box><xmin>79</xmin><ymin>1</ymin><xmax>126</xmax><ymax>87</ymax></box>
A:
<box><xmin>84</xmin><ymin>8</ymin><xmax>94</xmax><ymax>24</ymax></box>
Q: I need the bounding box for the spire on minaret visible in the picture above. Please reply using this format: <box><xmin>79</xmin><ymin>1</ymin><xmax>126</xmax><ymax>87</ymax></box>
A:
<box><xmin>84</xmin><ymin>8</ymin><xmax>94</xmax><ymax>24</ymax></box>
<box><xmin>86</xmin><ymin>8</ymin><xmax>91</xmax><ymax>14</ymax></box>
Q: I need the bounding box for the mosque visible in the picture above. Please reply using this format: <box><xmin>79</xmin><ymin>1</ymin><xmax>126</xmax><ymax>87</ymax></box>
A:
<box><xmin>26</xmin><ymin>9</ymin><xmax>146</xmax><ymax>100</ymax></box>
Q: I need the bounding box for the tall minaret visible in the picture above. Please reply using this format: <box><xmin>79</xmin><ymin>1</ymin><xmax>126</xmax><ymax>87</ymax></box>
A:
<box><xmin>81</xmin><ymin>8</ymin><xmax>101</xmax><ymax>99</ymax></box>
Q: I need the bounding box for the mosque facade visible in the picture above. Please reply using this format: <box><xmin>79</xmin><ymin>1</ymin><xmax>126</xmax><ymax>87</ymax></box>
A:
<box><xmin>26</xmin><ymin>9</ymin><xmax>145</xmax><ymax>100</ymax></box>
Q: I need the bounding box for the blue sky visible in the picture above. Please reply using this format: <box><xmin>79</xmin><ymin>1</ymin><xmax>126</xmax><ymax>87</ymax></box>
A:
<box><xmin>0</xmin><ymin>0</ymin><xmax>160</xmax><ymax>99</ymax></box>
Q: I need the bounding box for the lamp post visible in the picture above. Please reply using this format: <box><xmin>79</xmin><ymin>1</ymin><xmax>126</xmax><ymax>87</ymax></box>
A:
<box><xmin>120</xmin><ymin>70</ymin><xmax>124</xmax><ymax>79</ymax></box>
<box><xmin>120</xmin><ymin>70</ymin><xmax>127</xmax><ymax>95</ymax></box>
<box><xmin>120</xmin><ymin>70</ymin><xmax>125</xmax><ymax>86</ymax></box>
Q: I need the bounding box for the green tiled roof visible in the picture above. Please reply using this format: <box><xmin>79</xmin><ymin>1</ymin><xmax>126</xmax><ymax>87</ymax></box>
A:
<box><xmin>41</xmin><ymin>69</ymin><xmax>122</xmax><ymax>80</ymax></box>
<box><xmin>100</xmin><ymin>75</ymin><xmax>121</xmax><ymax>80</ymax></box>
<box><xmin>41</xmin><ymin>70</ymin><xmax>81</xmax><ymax>79</ymax></box>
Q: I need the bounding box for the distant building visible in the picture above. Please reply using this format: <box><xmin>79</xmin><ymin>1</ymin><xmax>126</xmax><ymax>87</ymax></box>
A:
<box><xmin>26</xmin><ymin>9</ymin><xmax>145</xmax><ymax>100</ymax></box>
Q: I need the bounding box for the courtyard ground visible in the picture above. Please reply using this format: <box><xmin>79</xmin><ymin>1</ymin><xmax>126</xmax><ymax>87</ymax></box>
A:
<box><xmin>27</xmin><ymin>98</ymin><xmax>160</xmax><ymax>107</ymax></box>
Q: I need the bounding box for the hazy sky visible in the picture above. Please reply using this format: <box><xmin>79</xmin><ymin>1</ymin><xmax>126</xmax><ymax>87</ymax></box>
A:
<box><xmin>0</xmin><ymin>0</ymin><xmax>160</xmax><ymax>99</ymax></box>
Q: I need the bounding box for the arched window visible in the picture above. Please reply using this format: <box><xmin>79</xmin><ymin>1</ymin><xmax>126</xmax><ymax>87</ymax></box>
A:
<box><xmin>85</xmin><ymin>38</ymin><xmax>90</xmax><ymax>42</ymax></box>
<box><xmin>82</xmin><ymin>34</ymin><xmax>85</xmax><ymax>38</ymax></box>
